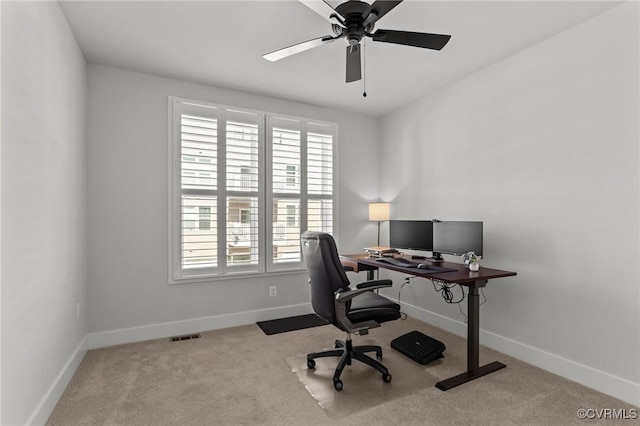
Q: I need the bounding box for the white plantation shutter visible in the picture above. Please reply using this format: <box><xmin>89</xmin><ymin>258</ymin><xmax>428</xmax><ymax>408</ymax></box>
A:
<box><xmin>181</xmin><ymin>197</ymin><xmax>217</xmax><ymax>268</ymax></box>
<box><xmin>180</xmin><ymin>112</ymin><xmax>218</xmax><ymax>270</ymax></box>
<box><xmin>307</xmin><ymin>131</ymin><xmax>332</xmax><ymax>195</ymax></box>
<box><xmin>170</xmin><ymin>98</ymin><xmax>336</xmax><ymax>281</ymax></box>
<box><xmin>307</xmin><ymin>126</ymin><xmax>333</xmax><ymax>234</ymax></box>
<box><xmin>270</xmin><ymin>119</ymin><xmax>302</xmax><ymax>264</ymax></box>
<box><xmin>272</xmin><ymin>126</ymin><xmax>301</xmax><ymax>194</ymax></box>
<box><xmin>181</xmin><ymin>114</ymin><xmax>217</xmax><ymax>190</ymax></box>
<box><xmin>225</xmin><ymin>111</ymin><xmax>261</xmax><ymax>268</ymax></box>
<box><xmin>226</xmin><ymin>119</ymin><xmax>259</xmax><ymax>193</ymax></box>
<box><xmin>268</xmin><ymin>119</ymin><xmax>335</xmax><ymax>266</ymax></box>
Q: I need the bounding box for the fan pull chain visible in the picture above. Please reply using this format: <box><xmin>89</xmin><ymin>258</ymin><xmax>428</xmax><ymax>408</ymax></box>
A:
<box><xmin>362</xmin><ymin>39</ymin><xmax>367</xmax><ymax>97</ymax></box>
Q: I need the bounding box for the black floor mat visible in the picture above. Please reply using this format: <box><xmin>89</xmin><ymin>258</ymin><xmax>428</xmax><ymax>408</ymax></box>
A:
<box><xmin>257</xmin><ymin>314</ymin><xmax>329</xmax><ymax>335</ymax></box>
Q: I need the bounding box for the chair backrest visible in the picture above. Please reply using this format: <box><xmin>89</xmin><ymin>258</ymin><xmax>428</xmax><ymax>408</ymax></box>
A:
<box><xmin>301</xmin><ymin>231</ymin><xmax>351</xmax><ymax>323</ymax></box>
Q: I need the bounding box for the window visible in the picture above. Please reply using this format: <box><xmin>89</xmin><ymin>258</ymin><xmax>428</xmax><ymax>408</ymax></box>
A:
<box><xmin>199</xmin><ymin>207</ymin><xmax>211</xmax><ymax>230</ymax></box>
<box><xmin>240</xmin><ymin>166</ymin><xmax>251</xmax><ymax>190</ymax></box>
<box><xmin>286</xmin><ymin>165</ymin><xmax>299</xmax><ymax>186</ymax></box>
<box><xmin>169</xmin><ymin>98</ymin><xmax>337</xmax><ymax>281</ymax></box>
<box><xmin>286</xmin><ymin>204</ymin><xmax>297</xmax><ymax>226</ymax></box>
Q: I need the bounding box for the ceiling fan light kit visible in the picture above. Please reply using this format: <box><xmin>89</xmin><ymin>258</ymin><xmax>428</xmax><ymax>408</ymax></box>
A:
<box><xmin>263</xmin><ymin>0</ymin><xmax>451</xmax><ymax>88</ymax></box>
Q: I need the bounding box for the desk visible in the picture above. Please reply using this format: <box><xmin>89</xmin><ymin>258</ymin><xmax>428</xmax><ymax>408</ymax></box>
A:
<box><xmin>339</xmin><ymin>253</ymin><xmax>516</xmax><ymax>391</ymax></box>
<box><xmin>339</xmin><ymin>253</ymin><xmax>377</xmax><ymax>280</ymax></box>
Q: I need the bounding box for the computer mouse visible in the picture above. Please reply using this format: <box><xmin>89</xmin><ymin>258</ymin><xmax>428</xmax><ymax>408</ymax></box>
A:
<box><xmin>417</xmin><ymin>264</ymin><xmax>429</xmax><ymax>269</ymax></box>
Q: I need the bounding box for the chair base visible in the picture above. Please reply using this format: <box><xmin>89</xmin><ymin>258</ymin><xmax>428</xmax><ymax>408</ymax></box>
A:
<box><xmin>306</xmin><ymin>334</ymin><xmax>392</xmax><ymax>391</ymax></box>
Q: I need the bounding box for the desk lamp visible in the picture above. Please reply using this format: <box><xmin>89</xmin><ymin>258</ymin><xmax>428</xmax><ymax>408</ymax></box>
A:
<box><xmin>368</xmin><ymin>202</ymin><xmax>390</xmax><ymax>247</ymax></box>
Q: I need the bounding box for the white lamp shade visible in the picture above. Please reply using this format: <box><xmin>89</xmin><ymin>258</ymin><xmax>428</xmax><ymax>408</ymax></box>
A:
<box><xmin>368</xmin><ymin>202</ymin><xmax>390</xmax><ymax>221</ymax></box>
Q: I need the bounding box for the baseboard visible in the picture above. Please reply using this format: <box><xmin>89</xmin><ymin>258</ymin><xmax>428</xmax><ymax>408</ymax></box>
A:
<box><xmin>88</xmin><ymin>303</ymin><xmax>313</xmax><ymax>349</ymax></box>
<box><xmin>27</xmin><ymin>336</ymin><xmax>88</xmax><ymax>426</ymax></box>
<box><xmin>400</xmin><ymin>301</ymin><xmax>640</xmax><ymax>407</ymax></box>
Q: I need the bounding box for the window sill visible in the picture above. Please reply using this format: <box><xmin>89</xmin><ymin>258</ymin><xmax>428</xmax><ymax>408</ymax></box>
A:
<box><xmin>169</xmin><ymin>267</ymin><xmax>308</xmax><ymax>285</ymax></box>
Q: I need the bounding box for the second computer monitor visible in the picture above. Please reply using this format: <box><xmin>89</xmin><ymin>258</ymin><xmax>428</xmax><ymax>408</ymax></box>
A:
<box><xmin>389</xmin><ymin>220</ymin><xmax>433</xmax><ymax>252</ymax></box>
<box><xmin>432</xmin><ymin>221</ymin><xmax>483</xmax><ymax>257</ymax></box>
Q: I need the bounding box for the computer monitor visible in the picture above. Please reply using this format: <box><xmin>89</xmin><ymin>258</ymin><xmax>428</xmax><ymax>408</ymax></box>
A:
<box><xmin>389</xmin><ymin>220</ymin><xmax>433</xmax><ymax>254</ymax></box>
<box><xmin>432</xmin><ymin>221</ymin><xmax>483</xmax><ymax>259</ymax></box>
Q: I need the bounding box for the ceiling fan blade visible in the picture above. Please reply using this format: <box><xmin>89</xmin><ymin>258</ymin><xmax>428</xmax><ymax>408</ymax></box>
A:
<box><xmin>264</xmin><ymin>36</ymin><xmax>337</xmax><ymax>62</ymax></box>
<box><xmin>371</xmin><ymin>30</ymin><xmax>451</xmax><ymax>50</ymax></box>
<box><xmin>362</xmin><ymin>0</ymin><xmax>403</xmax><ymax>26</ymax></box>
<box><xmin>345</xmin><ymin>44</ymin><xmax>362</xmax><ymax>83</ymax></box>
<box><xmin>298</xmin><ymin>0</ymin><xmax>344</xmax><ymax>22</ymax></box>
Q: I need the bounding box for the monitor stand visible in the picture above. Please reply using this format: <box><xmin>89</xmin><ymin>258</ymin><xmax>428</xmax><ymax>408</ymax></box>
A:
<box><xmin>428</xmin><ymin>252</ymin><xmax>444</xmax><ymax>263</ymax></box>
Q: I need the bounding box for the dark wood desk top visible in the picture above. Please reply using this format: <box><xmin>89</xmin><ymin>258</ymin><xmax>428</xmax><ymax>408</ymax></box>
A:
<box><xmin>340</xmin><ymin>253</ymin><xmax>516</xmax><ymax>285</ymax></box>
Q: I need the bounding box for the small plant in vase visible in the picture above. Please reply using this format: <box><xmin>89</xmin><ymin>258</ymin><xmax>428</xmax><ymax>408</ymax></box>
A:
<box><xmin>462</xmin><ymin>251</ymin><xmax>481</xmax><ymax>271</ymax></box>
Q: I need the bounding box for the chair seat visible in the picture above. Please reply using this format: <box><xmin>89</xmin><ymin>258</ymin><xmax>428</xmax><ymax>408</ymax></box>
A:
<box><xmin>347</xmin><ymin>291</ymin><xmax>401</xmax><ymax>324</ymax></box>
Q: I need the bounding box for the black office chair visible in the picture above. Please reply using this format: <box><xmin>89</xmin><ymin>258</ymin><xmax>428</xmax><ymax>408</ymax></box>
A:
<box><xmin>301</xmin><ymin>231</ymin><xmax>401</xmax><ymax>391</ymax></box>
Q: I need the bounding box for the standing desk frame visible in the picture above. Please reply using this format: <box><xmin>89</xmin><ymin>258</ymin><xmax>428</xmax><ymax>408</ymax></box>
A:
<box><xmin>339</xmin><ymin>253</ymin><xmax>516</xmax><ymax>390</ymax></box>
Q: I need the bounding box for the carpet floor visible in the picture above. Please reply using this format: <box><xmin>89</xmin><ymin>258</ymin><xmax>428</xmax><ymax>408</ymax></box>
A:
<box><xmin>47</xmin><ymin>316</ymin><xmax>635</xmax><ymax>425</ymax></box>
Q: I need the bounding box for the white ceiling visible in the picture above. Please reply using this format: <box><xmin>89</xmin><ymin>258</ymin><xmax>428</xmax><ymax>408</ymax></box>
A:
<box><xmin>59</xmin><ymin>0</ymin><xmax>622</xmax><ymax>117</ymax></box>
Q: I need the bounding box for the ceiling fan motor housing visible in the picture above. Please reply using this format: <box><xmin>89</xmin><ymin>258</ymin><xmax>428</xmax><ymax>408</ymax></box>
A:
<box><xmin>335</xmin><ymin>0</ymin><xmax>372</xmax><ymax>45</ymax></box>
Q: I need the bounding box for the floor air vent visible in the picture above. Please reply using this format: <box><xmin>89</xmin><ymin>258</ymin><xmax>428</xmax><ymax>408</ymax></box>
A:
<box><xmin>170</xmin><ymin>333</ymin><xmax>201</xmax><ymax>342</ymax></box>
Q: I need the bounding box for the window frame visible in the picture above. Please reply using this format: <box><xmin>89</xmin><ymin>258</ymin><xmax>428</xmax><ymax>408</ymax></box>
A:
<box><xmin>168</xmin><ymin>96</ymin><xmax>338</xmax><ymax>284</ymax></box>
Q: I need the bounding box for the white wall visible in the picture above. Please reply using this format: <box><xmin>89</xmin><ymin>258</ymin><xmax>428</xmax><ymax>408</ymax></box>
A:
<box><xmin>85</xmin><ymin>64</ymin><xmax>379</xmax><ymax>344</ymax></box>
<box><xmin>1</xmin><ymin>2</ymin><xmax>88</xmax><ymax>425</ymax></box>
<box><xmin>378</xmin><ymin>2</ymin><xmax>639</xmax><ymax>405</ymax></box>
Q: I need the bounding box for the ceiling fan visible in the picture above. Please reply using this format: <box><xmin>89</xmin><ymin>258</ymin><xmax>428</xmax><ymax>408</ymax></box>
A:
<box><xmin>263</xmin><ymin>0</ymin><xmax>451</xmax><ymax>84</ymax></box>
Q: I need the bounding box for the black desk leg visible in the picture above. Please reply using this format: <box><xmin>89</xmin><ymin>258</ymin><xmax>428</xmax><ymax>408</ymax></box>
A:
<box><xmin>436</xmin><ymin>280</ymin><xmax>506</xmax><ymax>391</ymax></box>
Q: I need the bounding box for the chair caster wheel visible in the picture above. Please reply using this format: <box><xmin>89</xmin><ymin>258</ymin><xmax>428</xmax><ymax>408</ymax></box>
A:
<box><xmin>376</xmin><ymin>350</ymin><xmax>383</xmax><ymax>359</ymax></box>
<box><xmin>307</xmin><ymin>359</ymin><xmax>316</xmax><ymax>369</ymax></box>
<box><xmin>333</xmin><ymin>380</ymin><xmax>343</xmax><ymax>391</ymax></box>
<box><xmin>382</xmin><ymin>373</ymin><xmax>392</xmax><ymax>383</ymax></box>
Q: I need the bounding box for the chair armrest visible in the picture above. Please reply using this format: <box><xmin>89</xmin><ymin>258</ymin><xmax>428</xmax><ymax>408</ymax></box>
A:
<box><xmin>333</xmin><ymin>280</ymin><xmax>393</xmax><ymax>335</ymax></box>
<box><xmin>355</xmin><ymin>279</ymin><xmax>392</xmax><ymax>290</ymax></box>
<box><xmin>335</xmin><ymin>280</ymin><xmax>392</xmax><ymax>304</ymax></box>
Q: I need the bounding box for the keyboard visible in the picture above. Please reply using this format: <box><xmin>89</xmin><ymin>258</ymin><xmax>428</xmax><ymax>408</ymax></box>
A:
<box><xmin>376</xmin><ymin>257</ymin><xmax>417</xmax><ymax>268</ymax></box>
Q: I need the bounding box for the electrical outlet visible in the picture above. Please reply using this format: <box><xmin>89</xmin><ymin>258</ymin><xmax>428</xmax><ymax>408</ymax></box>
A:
<box><xmin>269</xmin><ymin>286</ymin><xmax>277</xmax><ymax>297</ymax></box>
<box><xmin>76</xmin><ymin>302</ymin><xmax>80</xmax><ymax>319</ymax></box>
